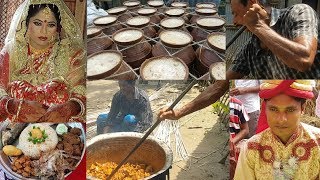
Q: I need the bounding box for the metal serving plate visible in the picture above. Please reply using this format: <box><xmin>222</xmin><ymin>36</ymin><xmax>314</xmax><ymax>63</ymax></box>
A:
<box><xmin>0</xmin><ymin>122</ymin><xmax>85</xmax><ymax>180</ymax></box>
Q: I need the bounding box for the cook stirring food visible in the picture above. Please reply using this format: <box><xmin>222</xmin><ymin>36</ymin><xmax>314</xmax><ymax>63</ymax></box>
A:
<box><xmin>229</xmin><ymin>0</ymin><xmax>319</xmax><ymax>79</ymax></box>
<box><xmin>158</xmin><ymin>0</ymin><xmax>319</xmax><ymax>131</ymax></box>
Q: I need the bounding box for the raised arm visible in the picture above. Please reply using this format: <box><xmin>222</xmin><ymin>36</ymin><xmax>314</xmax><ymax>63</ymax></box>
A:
<box><xmin>158</xmin><ymin>70</ymin><xmax>244</xmax><ymax>120</ymax></box>
<box><xmin>230</xmin><ymin>85</ymin><xmax>260</xmax><ymax>96</ymax></box>
<box><xmin>245</xmin><ymin>4</ymin><xmax>318</xmax><ymax>72</ymax></box>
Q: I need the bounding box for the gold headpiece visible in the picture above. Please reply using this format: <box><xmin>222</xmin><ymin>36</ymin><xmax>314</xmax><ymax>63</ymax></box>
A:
<box><xmin>42</xmin><ymin>6</ymin><xmax>52</xmax><ymax>19</ymax></box>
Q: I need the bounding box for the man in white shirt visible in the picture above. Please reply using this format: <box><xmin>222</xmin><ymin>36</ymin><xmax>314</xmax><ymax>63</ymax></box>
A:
<box><xmin>230</xmin><ymin>80</ymin><xmax>260</xmax><ymax>137</ymax></box>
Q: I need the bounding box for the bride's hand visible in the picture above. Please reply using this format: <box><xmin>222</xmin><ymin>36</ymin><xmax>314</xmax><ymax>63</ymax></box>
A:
<box><xmin>40</xmin><ymin>101</ymin><xmax>80</xmax><ymax>122</ymax></box>
<box><xmin>8</xmin><ymin>99</ymin><xmax>47</xmax><ymax>122</ymax></box>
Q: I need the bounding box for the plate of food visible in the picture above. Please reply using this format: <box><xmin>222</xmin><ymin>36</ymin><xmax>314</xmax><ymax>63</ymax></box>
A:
<box><xmin>0</xmin><ymin>122</ymin><xmax>85</xmax><ymax>179</ymax></box>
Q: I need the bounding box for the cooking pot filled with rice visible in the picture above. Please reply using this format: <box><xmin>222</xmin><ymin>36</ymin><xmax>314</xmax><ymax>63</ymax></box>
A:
<box><xmin>86</xmin><ymin>132</ymin><xmax>173</xmax><ymax>180</ymax></box>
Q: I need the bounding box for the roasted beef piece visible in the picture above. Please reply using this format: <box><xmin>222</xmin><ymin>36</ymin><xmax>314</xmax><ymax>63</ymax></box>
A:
<box><xmin>70</xmin><ymin>127</ymin><xmax>82</xmax><ymax>136</ymax></box>
<box><xmin>62</xmin><ymin>133</ymin><xmax>81</xmax><ymax>145</ymax></box>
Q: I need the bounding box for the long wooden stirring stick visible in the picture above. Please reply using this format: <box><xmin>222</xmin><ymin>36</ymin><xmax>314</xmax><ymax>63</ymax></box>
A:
<box><xmin>107</xmin><ymin>80</ymin><xmax>197</xmax><ymax>180</ymax></box>
<box><xmin>226</xmin><ymin>26</ymin><xmax>246</xmax><ymax>49</ymax></box>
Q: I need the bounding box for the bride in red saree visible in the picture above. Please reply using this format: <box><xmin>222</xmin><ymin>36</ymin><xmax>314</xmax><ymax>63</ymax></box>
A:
<box><xmin>0</xmin><ymin>0</ymin><xmax>86</xmax><ymax>123</ymax></box>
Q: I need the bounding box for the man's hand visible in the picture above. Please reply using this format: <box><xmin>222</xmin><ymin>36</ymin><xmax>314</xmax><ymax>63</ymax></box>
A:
<box><xmin>158</xmin><ymin>108</ymin><xmax>181</xmax><ymax>121</ymax></box>
<box><xmin>244</xmin><ymin>4</ymin><xmax>269</xmax><ymax>32</ymax></box>
<box><xmin>230</xmin><ymin>87</ymin><xmax>246</xmax><ymax>96</ymax></box>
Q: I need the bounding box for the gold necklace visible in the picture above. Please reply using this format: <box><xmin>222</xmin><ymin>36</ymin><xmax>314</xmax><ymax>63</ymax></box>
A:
<box><xmin>27</xmin><ymin>44</ymin><xmax>54</xmax><ymax>84</ymax></box>
<box><xmin>29</xmin><ymin>44</ymin><xmax>52</xmax><ymax>58</ymax></box>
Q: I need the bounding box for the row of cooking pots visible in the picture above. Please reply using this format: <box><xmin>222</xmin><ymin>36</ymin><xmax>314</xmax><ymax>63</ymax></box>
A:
<box><xmin>87</xmin><ymin>30</ymin><xmax>225</xmax><ymax>80</ymax></box>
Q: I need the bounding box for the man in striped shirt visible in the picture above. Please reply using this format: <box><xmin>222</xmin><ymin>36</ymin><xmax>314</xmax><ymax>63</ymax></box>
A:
<box><xmin>230</xmin><ymin>0</ymin><xmax>319</xmax><ymax>78</ymax></box>
<box><xmin>158</xmin><ymin>1</ymin><xmax>319</xmax><ymax>124</ymax></box>
<box><xmin>229</xmin><ymin>97</ymin><xmax>250</xmax><ymax>179</ymax></box>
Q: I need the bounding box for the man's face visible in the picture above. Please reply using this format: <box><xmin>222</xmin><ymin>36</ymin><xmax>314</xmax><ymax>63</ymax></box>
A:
<box><xmin>119</xmin><ymin>82</ymin><xmax>135</xmax><ymax>100</ymax></box>
<box><xmin>231</xmin><ymin>0</ymin><xmax>251</xmax><ymax>25</ymax></box>
<box><xmin>266</xmin><ymin>94</ymin><xmax>305</xmax><ymax>143</ymax></box>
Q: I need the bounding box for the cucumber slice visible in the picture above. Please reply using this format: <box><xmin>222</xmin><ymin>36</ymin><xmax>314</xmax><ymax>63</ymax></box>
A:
<box><xmin>56</xmin><ymin>124</ymin><xmax>68</xmax><ymax>135</ymax></box>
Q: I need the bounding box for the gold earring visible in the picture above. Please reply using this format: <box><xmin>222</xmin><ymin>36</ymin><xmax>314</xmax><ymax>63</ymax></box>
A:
<box><xmin>25</xmin><ymin>32</ymin><xmax>30</xmax><ymax>44</ymax></box>
<box><xmin>51</xmin><ymin>36</ymin><xmax>55</xmax><ymax>42</ymax></box>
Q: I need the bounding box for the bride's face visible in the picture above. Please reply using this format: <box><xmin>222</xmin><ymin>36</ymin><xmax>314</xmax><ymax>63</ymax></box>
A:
<box><xmin>27</xmin><ymin>7</ymin><xmax>58</xmax><ymax>49</ymax></box>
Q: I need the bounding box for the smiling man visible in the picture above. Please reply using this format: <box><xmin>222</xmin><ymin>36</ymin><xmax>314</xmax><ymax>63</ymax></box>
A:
<box><xmin>234</xmin><ymin>80</ymin><xmax>320</xmax><ymax>179</ymax></box>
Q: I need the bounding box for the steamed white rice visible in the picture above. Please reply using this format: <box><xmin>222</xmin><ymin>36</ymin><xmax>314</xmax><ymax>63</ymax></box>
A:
<box><xmin>17</xmin><ymin>123</ymin><xmax>58</xmax><ymax>159</ymax></box>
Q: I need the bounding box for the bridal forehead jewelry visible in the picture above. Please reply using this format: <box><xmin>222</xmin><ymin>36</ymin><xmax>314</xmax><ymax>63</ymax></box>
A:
<box><xmin>43</xmin><ymin>5</ymin><xmax>51</xmax><ymax>19</ymax></box>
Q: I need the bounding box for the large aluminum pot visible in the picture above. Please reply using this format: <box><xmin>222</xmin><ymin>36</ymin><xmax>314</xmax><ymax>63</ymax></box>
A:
<box><xmin>86</xmin><ymin>132</ymin><xmax>173</xmax><ymax>180</ymax></box>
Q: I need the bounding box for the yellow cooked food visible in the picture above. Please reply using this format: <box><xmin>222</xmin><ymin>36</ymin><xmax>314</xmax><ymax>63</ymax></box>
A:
<box><xmin>31</xmin><ymin>128</ymin><xmax>43</xmax><ymax>139</ymax></box>
<box><xmin>87</xmin><ymin>162</ymin><xmax>153</xmax><ymax>180</ymax></box>
<box><xmin>3</xmin><ymin>145</ymin><xmax>22</xmax><ymax>156</ymax></box>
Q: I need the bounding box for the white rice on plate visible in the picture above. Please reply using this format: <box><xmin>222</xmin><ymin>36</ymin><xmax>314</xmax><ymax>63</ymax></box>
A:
<box><xmin>17</xmin><ymin>123</ymin><xmax>58</xmax><ymax>159</ymax></box>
